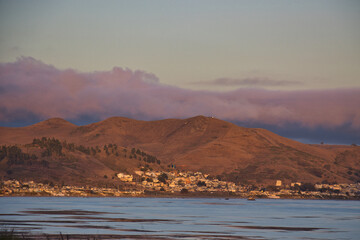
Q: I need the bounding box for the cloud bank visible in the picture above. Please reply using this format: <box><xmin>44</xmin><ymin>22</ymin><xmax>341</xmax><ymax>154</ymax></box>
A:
<box><xmin>1</xmin><ymin>57</ymin><xmax>359</xmax><ymax>143</ymax></box>
<box><xmin>193</xmin><ymin>77</ymin><xmax>302</xmax><ymax>87</ymax></box>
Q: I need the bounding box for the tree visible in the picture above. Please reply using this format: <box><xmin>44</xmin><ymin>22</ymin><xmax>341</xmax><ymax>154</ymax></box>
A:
<box><xmin>158</xmin><ymin>173</ymin><xmax>168</xmax><ymax>183</ymax></box>
<box><xmin>40</xmin><ymin>160</ymin><xmax>49</xmax><ymax>168</ymax></box>
<box><xmin>2</xmin><ymin>145</ymin><xmax>32</xmax><ymax>165</ymax></box>
<box><xmin>96</xmin><ymin>146</ymin><xmax>101</xmax><ymax>153</ymax></box>
<box><xmin>197</xmin><ymin>181</ymin><xmax>206</xmax><ymax>187</ymax></box>
<box><xmin>266</xmin><ymin>185</ymin><xmax>280</xmax><ymax>192</ymax></box>
<box><xmin>181</xmin><ymin>188</ymin><xmax>189</xmax><ymax>194</ymax></box>
<box><xmin>178</xmin><ymin>180</ymin><xmax>185</xmax><ymax>187</ymax></box>
<box><xmin>91</xmin><ymin>147</ymin><xmax>96</xmax><ymax>155</ymax></box>
<box><xmin>300</xmin><ymin>183</ymin><xmax>315</xmax><ymax>191</ymax></box>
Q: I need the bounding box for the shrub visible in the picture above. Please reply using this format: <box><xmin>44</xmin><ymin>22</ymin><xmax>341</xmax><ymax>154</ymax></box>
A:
<box><xmin>158</xmin><ymin>173</ymin><xmax>168</xmax><ymax>183</ymax></box>
<box><xmin>181</xmin><ymin>188</ymin><xmax>189</xmax><ymax>194</ymax></box>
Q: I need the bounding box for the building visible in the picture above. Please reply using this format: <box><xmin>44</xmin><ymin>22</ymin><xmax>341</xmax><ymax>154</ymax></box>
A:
<box><xmin>117</xmin><ymin>173</ymin><xmax>133</xmax><ymax>182</ymax></box>
<box><xmin>275</xmin><ymin>180</ymin><xmax>282</xmax><ymax>187</ymax></box>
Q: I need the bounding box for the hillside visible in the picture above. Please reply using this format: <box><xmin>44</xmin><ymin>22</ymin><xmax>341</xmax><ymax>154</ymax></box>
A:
<box><xmin>0</xmin><ymin>137</ymin><xmax>164</xmax><ymax>188</ymax></box>
<box><xmin>0</xmin><ymin>116</ymin><xmax>359</xmax><ymax>185</ymax></box>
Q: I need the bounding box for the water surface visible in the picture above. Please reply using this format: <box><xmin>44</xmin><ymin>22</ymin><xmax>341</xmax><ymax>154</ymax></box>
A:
<box><xmin>0</xmin><ymin>197</ymin><xmax>359</xmax><ymax>239</ymax></box>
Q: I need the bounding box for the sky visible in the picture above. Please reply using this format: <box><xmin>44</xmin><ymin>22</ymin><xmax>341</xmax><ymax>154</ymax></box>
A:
<box><xmin>0</xmin><ymin>0</ymin><xmax>359</xmax><ymax>144</ymax></box>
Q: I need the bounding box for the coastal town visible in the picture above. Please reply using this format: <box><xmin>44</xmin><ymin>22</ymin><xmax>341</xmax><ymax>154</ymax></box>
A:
<box><xmin>1</xmin><ymin>169</ymin><xmax>359</xmax><ymax>200</ymax></box>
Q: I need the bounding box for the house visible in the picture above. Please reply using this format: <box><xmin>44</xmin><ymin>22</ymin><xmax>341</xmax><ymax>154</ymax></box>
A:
<box><xmin>134</xmin><ymin>171</ymin><xmax>143</xmax><ymax>176</ymax></box>
<box><xmin>276</xmin><ymin>180</ymin><xmax>282</xmax><ymax>187</ymax></box>
<box><xmin>117</xmin><ymin>173</ymin><xmax>133</xmax><ymax>182</ymax></box>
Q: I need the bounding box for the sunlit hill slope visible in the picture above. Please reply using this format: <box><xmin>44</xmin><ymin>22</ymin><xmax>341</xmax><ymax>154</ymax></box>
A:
<box><xmin>0</xmin><ymin>116</ymin><xmax>359</xmax><ymax>185</ymax></box>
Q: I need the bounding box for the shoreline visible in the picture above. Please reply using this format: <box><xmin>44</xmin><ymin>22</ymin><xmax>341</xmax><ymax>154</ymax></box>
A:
<box><xmin>2</xmin><ymin>179</ymin><xmax>359</xmax><ymax>201</ymax></box>
<box><xmin>1</xmin><ymin>232</ymin><xmax>259</xmax><ymax>240</ymax></box>
<box><xmin>2</xmin><ymin>192</ymin><xmax>359</xmax><ymax>200</ymax></box>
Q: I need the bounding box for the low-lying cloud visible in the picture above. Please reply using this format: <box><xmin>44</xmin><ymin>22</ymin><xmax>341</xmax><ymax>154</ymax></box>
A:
<box><xmin>1</xmin><ymin>57</ymin><xmax>359</xmax><ymax>143</ymax></box>
<box><xmin>193</xmin><ymin>77</ymin><xmax>302</xmax><ymax>87</ymax></box>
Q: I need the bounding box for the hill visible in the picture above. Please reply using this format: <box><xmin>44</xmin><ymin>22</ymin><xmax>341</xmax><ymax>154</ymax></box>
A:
<box><xmin>0</xmin><ymin>137</ymin><xmax>163</xmax><ymax>188</ymax></box>
<box><xmin>0</xmin><ymin>116</ymin><xmax>359</xmax><ymax>185</ymax></box>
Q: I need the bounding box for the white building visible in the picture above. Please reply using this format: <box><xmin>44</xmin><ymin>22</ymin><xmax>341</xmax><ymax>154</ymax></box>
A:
<box><xmin>275</xmin><ymin>180</ymin><xmax>282</xmax><ymax>187</ymax></box>
<box><xmin>117</xmin><ymin>173</ymin><xmax>133</xmax><ymax>182</ymax></box>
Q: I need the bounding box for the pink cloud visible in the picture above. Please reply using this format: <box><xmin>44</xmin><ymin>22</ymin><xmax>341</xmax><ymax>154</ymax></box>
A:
<box><xmin>0</xmin><ymin>57</ymin><xmax>359</xmax><ymax>131</ymax></box>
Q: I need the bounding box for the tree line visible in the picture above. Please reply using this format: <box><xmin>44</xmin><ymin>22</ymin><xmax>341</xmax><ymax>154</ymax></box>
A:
<box><xmin>0</xmin><ymin>145</ymin><xmax>37</xmax><ymax>165</ymax></box>
<box><xmin>130</xmin><ymin>147</ymin><xmax>161</xmax><ymax>164</ymax></box>
<box><xmin>2</xmin><ymin>137</ymin><xmax>162</xmax><ymax>168</ymax></box>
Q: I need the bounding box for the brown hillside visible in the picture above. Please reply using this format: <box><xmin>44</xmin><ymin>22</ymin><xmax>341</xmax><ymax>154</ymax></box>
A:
<box><xmin>0</xmin><ymin>137</ymin><xmax>163</xmax><ymax>187</ymax></box>
<box><xmin>0</xmin><ymin>116</ymin><xmax>359</xmax><ymax>185</ymax></box>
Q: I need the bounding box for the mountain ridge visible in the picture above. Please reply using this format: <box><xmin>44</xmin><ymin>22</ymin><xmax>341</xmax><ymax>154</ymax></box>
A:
<box><xmin>0</xmin><ymin>116</ymin><xmax>359</xmax><ymax>185</ymax></box>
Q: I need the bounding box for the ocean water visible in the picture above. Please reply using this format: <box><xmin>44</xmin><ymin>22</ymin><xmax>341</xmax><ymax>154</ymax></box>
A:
<box><xmin>0</xmin><ymin>197</ymin><xmax>359</xmax><ymax>239</ymax></box>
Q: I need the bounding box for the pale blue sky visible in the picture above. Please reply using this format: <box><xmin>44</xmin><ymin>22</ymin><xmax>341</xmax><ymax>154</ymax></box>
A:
<box><xmin>1</xmin><ymin>0</ymin><xmax>359</xmax><ymax>91</ymax></box>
